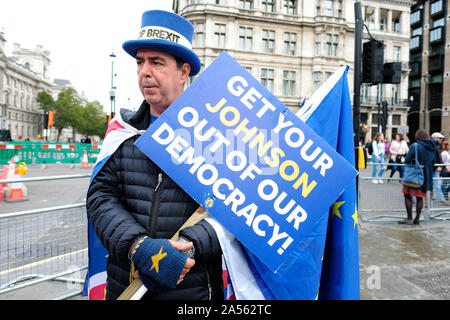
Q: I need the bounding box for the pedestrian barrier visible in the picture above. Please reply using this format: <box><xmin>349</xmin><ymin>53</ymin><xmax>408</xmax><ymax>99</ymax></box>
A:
<box><xmin>358</xmin><ymin>163</ymin><xmax>450</xmax><ymax>222</ymax></box>
<box><xmin>0</xmin><ymin>173</ymin><xmax>90</xmax><ymax>300</ymax></box>
<box><xmin>0</xmin><ymin>142</ymin><xmax>101</xmax><ymax>165</ymax></box>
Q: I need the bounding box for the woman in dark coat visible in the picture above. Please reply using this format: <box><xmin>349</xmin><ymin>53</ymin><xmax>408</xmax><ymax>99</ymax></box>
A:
<box><xmin>400</xmin><ymin>129</ymin><xmax>439</xmax><ymax>225</ymax></box>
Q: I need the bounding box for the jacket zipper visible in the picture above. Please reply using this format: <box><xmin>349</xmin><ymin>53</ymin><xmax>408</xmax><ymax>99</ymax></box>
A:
<box><xmin>148</xmin><ymin>172</ymin><xmax>163</xmax><ymax>237</ymax></box>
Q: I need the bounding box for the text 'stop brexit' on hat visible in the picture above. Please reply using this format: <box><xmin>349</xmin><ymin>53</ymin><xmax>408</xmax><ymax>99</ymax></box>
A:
<box><xmin>122</xmin><ymin>10</ymin><xmax>201</xmax><ymax>76</ymax></box>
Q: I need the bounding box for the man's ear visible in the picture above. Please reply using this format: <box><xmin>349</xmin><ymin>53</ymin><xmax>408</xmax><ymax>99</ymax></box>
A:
<box><xmin>180</xmin><ymin>63</ymin><xmax>191</xmax><ymax>83</ymax></box>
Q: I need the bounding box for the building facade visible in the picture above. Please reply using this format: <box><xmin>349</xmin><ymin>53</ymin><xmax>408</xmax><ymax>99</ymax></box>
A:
<box><xmin>174</xmin><ymin>0</ymin><xmax>412</xmax><ymax>143</ymax></box>
<box><xmin>409</xmin><ymin>0</ymin><xmax>449</xmax><ymax>140</ymax></box>
<box><xmin>0</xmin><ymin>33</ymin><xmax>52</xmax><ymax>140</ymax></box>
<box><xmin>0</xmin><ymin>32</ymin><xmax>88</xmax><ymax>142</ymax></box>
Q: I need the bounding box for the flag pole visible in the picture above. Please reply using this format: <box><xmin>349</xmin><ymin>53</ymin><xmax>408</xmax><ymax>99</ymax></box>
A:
<box><xmin>353</xmin><ymin>1</ymin><xmax>363</xmax><ymax>203</ymax></box>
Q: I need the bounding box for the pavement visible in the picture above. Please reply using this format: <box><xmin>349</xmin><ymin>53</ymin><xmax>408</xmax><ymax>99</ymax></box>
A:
<box><xmin>1</xmin><ymin>164</ymin><xmax>449</xmax><ymax>300</ymax></box>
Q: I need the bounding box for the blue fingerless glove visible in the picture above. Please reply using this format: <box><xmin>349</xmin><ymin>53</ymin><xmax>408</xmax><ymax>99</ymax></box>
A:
<box><xmin>131</xmin><ymin>237</ymin><xmax>188</xmax><ymax>289</ymax></box>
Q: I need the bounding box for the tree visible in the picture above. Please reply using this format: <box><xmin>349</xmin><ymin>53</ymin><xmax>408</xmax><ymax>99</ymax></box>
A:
<box><xmin>53</xmin><ymin>88</ymin><xmax>83</xmax><ymax>141</ymax></box>
<box><xmin>36</xmin><ymin>91</ymin><xmax>55</xmax><ymax>112</ymax></box>
<box><xmin>36</xmin><ymin>88</ymin><xmax>107</xmax><ymax>141</ymax></box>
<box><xmin>78</xmin><ymin>101</ymin><xmax>107</xmax><ymax>139</ymax></box>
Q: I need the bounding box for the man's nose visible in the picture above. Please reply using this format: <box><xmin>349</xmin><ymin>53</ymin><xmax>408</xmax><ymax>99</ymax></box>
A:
<box><xmin>141</xmin><ymin>61</ymin><xmax>154</xmax><ymax>77</ymax></box>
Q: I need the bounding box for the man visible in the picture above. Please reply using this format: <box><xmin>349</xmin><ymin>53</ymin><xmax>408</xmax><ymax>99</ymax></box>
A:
<box><xmin>86</xmin><ymin>10</ymin><xmax>223</xmax><ymax>300</ymax></box>
<box><xmin>431</xmin><ymin>132</ymin><xmax>446</xmax><ymax>204</ymax></box>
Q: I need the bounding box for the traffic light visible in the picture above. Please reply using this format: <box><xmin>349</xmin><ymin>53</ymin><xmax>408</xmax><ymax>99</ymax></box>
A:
<box><xmin>383</xmin><ymin>62</ymin><xmax>402</xmax><ymax>84</ymax></box>
<box><xmin>362</xmin><ymin>40</ymin><xmax>384</xmax><ymax>84</ymax></box>
<box><xmin>43</xmin><ymin>111</ymin><xmax>49</xmax><ymax>129</ymax></box>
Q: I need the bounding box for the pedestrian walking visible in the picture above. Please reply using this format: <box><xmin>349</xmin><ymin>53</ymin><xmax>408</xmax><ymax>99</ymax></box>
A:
<box><xmin>440</xmin><ymin>140</ymin><xmax>449</xmax><ymax>201</ymax></box>
<box><xmin>388</xmin><ymin>133</ymin><xmax>408</xmax><ymax>180</ymax></box>
<box><xmin>400</xmin><ymin>129</ymin><xmax>439</xmax><ymax>225</ymax></box>
<box><xmin>371</xmin><ymin>132</ymin><xmax>386</xmax><ymax>183</ymax></box>
<box><xmin>431</xmin><ymin>132</ymin><xmax>446</xmax><ymax>203</ymax></box>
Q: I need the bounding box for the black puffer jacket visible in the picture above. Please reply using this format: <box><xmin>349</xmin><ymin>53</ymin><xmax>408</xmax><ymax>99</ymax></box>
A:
<box><xmin>86</xmin><ymin>101</ymin><xmax>223</xmax><ymax>300</ymax></box>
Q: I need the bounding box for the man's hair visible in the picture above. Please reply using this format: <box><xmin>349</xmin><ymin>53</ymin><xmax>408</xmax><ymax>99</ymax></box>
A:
<box><xmin>174</xmin><ymin>56</ymin><xmax>186</xmax><ymax>69</ymax></box>
<box><xmin>415</xmin><ymin>129</ymin><xmax>429</xmax><ymax>141</ymax></box>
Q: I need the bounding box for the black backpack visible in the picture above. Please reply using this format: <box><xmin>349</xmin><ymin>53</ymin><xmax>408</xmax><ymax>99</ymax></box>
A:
<box><xmin>365</xmin><ymin>142</ymin><xmax>373</xmax><ymax>155</ymax></box>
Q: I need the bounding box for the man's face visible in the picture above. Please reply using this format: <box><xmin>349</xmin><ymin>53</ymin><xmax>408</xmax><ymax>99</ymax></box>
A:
<box><xmin>136</xmin><ymin>48</ymin><xmax>190</xmax><ymax>116</ymax></box>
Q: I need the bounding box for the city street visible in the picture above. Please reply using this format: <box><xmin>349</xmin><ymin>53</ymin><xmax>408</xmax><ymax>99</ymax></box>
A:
<box><xmin>0</xmin><ymin>164</ymin><xmax>449</xmax><ymax>300</ymax></box>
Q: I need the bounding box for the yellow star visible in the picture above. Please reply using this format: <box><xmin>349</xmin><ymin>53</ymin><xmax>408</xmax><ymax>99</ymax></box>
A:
<box><xmin>149</xmin><ymin>246</ymin><xmax>167</xmax><ymax>273</ymax></box>
<box><xmin>332</xmin><ymin>201</ymin><xmax>345</xmax><ymax>219</ymax></box>
<box><xmin>352</xmin><ymin>205</ymin><xmax>358</xmax><ymax>229</ymax></box>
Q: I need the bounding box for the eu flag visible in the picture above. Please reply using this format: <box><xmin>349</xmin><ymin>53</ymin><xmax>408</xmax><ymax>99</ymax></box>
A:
<box><xmin>244</xmin><ymin>65</ymin><xmax>359</xmax><ymax>299</ymax></box>
<box><xmin>299</xmin><ymin>65</ymin><xmax>360</xmax><ymax>299</ymax></box>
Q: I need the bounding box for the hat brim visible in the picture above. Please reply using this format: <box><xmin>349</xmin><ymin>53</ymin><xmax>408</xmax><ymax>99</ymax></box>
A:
<box><xmin>122</xmin><ymin>39</ymin><xmax>201</xmax><ymax>76</ymax></box>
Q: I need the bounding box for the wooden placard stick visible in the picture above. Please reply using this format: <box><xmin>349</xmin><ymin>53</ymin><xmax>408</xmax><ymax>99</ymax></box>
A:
<box><xmin>117</xmin><ymin>206</ymin><xmax>207</xmax><ymax>300</ymax></box>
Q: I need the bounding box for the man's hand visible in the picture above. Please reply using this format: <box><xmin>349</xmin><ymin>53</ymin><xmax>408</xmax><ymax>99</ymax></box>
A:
<box><xmin>169</xmin><ymin>239</ymin><xmax>195</xmax><ymax>284</ymax></box>
<box><xmin>134</xmin><ymin>239</ymin><xmax>195</xmax><ymax>285</ymax></box>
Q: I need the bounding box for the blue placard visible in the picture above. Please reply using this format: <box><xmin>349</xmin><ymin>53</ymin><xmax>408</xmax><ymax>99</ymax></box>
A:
<box><xmin>136</xmin><ymin>52</ymin><xmax>357</xmax><ymax>272</ymax></box>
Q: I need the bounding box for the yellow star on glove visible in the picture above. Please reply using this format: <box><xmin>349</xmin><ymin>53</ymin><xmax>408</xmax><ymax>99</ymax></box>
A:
<box><xmin>149</xmin><ymin>246</ymin><xmax>167</xmax><ymax>273</ymax></box>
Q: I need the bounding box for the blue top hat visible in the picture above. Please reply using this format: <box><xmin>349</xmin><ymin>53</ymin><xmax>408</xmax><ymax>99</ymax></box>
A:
<box><xmin>122</xmin><ymin>10</ymin><xmax>201</xmax><ymax>76</ymax></box>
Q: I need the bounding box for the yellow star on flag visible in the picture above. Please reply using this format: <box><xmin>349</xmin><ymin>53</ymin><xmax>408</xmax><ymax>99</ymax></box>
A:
<box><xmin>352</xmin><ymin>205</ymin><xmax>358</xmax><ymax>229</ymax></box>
<box><xmin>332</xmin><ymin>201</ymin><xmax>345</xmax><ymax>219</ymax></box>
<box><xmin>150</xmin><ymin>246</ymin><xmax>167</xmax><ymax>273</ymax></box>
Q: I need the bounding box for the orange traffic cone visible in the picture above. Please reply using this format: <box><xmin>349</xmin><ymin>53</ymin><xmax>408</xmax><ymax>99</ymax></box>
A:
<box><xmin>81</xmin><ymin>149</ymin><xmax>90</xmax><ymax>168</ymax></box>
<box><xmin>4</xmin><ymin>158</ymin><xmax>28</xmax><ymax>202</ymax></box>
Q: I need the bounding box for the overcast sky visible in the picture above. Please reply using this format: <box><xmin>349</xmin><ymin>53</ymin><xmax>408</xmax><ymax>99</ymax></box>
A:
<box><xmin>0</xmin><ymin>0</ymin><xmax>174</xmax><ymax>113</ymax></box>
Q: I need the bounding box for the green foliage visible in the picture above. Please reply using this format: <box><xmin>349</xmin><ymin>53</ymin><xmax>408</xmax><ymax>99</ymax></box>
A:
<box><xmin>36</xmin><ymin>88</ymin><xmax>107</xmax><ymax>140</ymax></box>
<box><xmin>36</xmin><ymin>91</ymin><xmax>54</xmax><ymax>112</ymax></box>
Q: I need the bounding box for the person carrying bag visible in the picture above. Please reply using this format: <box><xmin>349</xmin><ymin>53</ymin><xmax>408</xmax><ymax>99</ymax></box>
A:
<box><xmin>399</xmin><ymin>129</ymin><xmax>438</xmax><ymax>225</ymax></box>
<box><xmin>401</xmin><ymin>143</ymin><xmax>423</xmax><ymax>188</ymax></box>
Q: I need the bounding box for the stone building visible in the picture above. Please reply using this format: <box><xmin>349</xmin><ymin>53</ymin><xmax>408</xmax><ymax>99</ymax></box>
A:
<box><xmin>173</xmin><ymin>0</ymin><xmax>413</xmax><ymax>143</ymax></box>
<box><xmin>0</xmin><ymin>32</ymin><xmax>52</xmax><ymax>140</ymax></box>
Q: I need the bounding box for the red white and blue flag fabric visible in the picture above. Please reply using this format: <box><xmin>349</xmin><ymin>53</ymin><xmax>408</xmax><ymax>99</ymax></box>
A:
<box><xmin>83</xmin><ymin>112</ymin><xmax>143</xmax><ymax>300</ymax></box>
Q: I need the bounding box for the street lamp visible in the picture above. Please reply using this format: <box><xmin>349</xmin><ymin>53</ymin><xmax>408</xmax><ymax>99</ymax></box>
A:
<box><xmin>422</xmin><ymin>73</ymin><xmax>430</xmax><ymax>129</ymax></box>
<box><xmin>109</xmin><ymin>52</ymin><xmax>117</xmax><ymax>115</ymax></box>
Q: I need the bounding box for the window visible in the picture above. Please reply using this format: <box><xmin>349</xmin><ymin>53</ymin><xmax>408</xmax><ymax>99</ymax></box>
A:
<box><xmin>411</xmin><ymin>27</ymin><xmax>422</xmax><ymax>37</ymax></box>
<box><xmin>410</xmin><ymin>36</ymin><xmax>420</xmax><ymax>49</ymax></box>
<box><xmin>430</xmin><ymin>27</ymin><xmax>442</xmax><ymax>43</ymax></box>
<box><xmin>215</xmin><ymin>0</ymin><xmax>226</xmax><ymax>4</ymax></box>
<box><xmin>214</xmin><ymin>23</ymin><xmax>226</xmax><ymax>48</ymax></box>
<box><xmin>392</xmin><ymin>114</ymin><xmax>401</xmax><ymax>125</ymax></box>
<box><xmin>262</xmin><ymin>29</ymin><xmax>275</xmax><ymax>53</ymax></box>
<box><xmin>284</xmin><ymin>32</ymin><xmax>297</xmax><ymax>55</ymax></box>
<box><xmin>315</xmin><ymin>34</ymin><xmax>321</xmax><ymax>56</ymax></box>
<box><xmin>430</xmin><ymin>0</ymin><xmax>443</xmax><ymax>15</ymax></box>
<box><xmin>392</xmin><ymin>85</ymin><xmax>399</xmax><ymax>105</ymax></box>
<box><xmin>283</xmin><ymin>0</ymin><xmax>296</xmax><ymax>15</ymax></box>
<box><xmin>314</xmin><ymin>72</ymin><xmax>321</xmax><ymax>90</ymax></box>
<box><xmin>239</xmin><ymin>0</ymin><xmax>253</xmax><ymax>9</ymax></box>
<box><xmin>393</xmin><ymin>46</ymin><xmax>401</xmax><ymax>62</ymax></box>
<box><xmin>239</xmin><ymin>27</ymin><xmax>253</xmax><ymax>51</ymax></box>
<box><xmin>323</xmin><ymin>0</ymin><xmax>334</xmax><ymax>16</ymax></box>
<box><xmin>262</xmin><ymin>0</ymin><xmax>275</xmax><ymax>12</ymax></box>
<box><xmin>326</xmin><ymin>34</ymin><xmax>338</xmax><ymax>57</ymax></box>
<box><xmin>432</xmin><ymin>17</ymin><xmax>445</xmax><ymax>28</ymax></box>
<box><xmin>261</xmin><ymin>68</ymin><xmax>274</xmax><ymax>92</ymax></box>
<box><xmin>193</xmin><ymin>22</ymin><xmax>204</xmax><ymax>47</ymax></box>
<box><xmin>283</xmin><ymin>70</ymin><xmax>296</xmax><ymax>96</ymax></box>
<box><xmin>410</xmin><ymin>10</ymin><xmax>421</xmax><ymax>24</ymax></box>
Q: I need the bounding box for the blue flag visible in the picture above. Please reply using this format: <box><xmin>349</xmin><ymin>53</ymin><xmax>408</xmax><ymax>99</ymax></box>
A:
<box><xmin>305</xmin><ymin>66</ymin><xmax>360</xmax><ymax>300</ymax></box>
<box><xmin>244</xmin><ymin>65</ymin><xmax>359</xmax><ymax>299</ymax></box>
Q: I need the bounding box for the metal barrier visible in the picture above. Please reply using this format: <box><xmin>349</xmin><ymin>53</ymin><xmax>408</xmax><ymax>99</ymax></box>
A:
<box><xmin>0</xmin><ymin>142</ymin><xmax>101</xmax><ymax>165</ymax></box>
<box><xmin>0</xmin><ymin>174</ymin><xmax>90</xmax><ymax>300</ymax></box>
<box><xmin>358</xmin><ymin>163</ymin><xmax>450</xmax><ymax>222</ymax></box>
